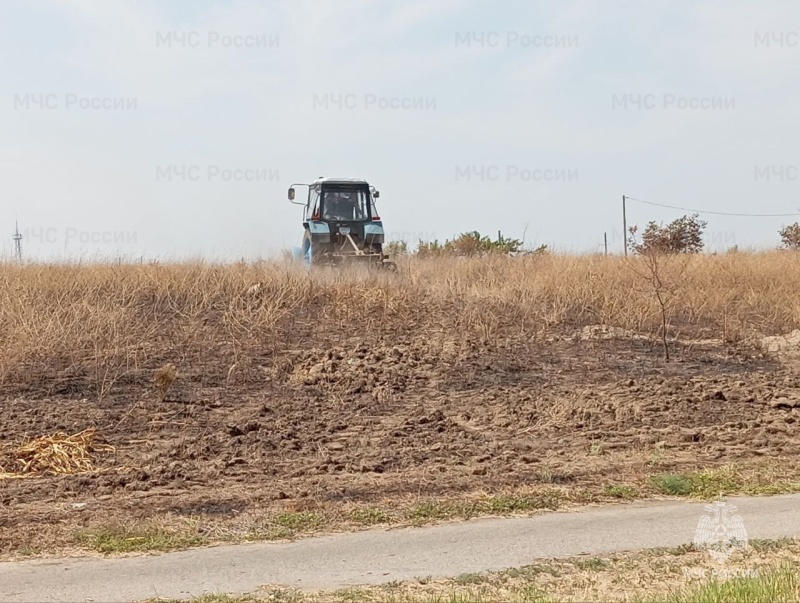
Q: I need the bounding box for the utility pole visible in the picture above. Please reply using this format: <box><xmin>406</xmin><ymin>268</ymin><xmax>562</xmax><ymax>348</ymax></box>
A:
<box><xmin>622</xmin><ymin>195</ymin><xmax>628</xmax><ymax>256</ymax></box>
<box><xmin>604</xmin><ymin>232</ymin><xmax>608</xmax><ymax>256</ymax></box>
<box><xmin>12</xmin><ymin>221</ymin><xmax>22</xmax><ymax>262</ymax></box>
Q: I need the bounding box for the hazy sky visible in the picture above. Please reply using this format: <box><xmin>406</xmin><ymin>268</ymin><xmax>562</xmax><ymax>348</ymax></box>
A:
<box><xmin>2</xmin><ymin>0</ymin><xmax>800</xmax><ymax>259</ymax></box>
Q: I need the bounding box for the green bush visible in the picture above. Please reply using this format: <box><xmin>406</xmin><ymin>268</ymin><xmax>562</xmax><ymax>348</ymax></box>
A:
<box><xmin>415</xmin><ymin>231</ymin><xmax>534</xmax><ymax>257</ymax></box>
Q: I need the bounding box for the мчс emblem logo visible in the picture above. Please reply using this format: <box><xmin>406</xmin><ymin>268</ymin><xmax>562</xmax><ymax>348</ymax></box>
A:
<box><xmin>693</xmin><ymin>501</ymin><xmax>749</xmax><ymax>563</ymax></box>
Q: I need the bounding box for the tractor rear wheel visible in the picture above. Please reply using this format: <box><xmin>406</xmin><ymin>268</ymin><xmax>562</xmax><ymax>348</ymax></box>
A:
<box><xmin>302</xmin><ymin>233</ymin><xmax>328</xmax><ymax>266</ymax></box>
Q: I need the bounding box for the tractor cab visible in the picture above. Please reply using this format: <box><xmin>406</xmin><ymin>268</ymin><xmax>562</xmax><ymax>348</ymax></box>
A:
<box><xmin>307</xmin><ymin>182</ymin><xmax>377</xmax><ymax>223</ymax></box>
<box><xmin>288</xmin><ymin>177</ymin><xmax>395</xmax><ymax>269</ymax></box>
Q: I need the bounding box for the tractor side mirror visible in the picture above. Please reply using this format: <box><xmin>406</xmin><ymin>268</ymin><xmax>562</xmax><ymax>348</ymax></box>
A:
<box><xmin>373</xmin><ymin>190</ymin><xmax>380</xmax><ymax>198</ymax></box>
<box><xmin>288</xmin><ymin>187</ymin><xmax>295</xmax><ymax>201</ymax></box>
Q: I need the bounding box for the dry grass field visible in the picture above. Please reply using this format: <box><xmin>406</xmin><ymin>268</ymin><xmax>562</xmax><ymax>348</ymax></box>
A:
<box><xmin>2</xmin><ymin>252</ymin><xmax>800</xmax><ymax>557</ymax></box>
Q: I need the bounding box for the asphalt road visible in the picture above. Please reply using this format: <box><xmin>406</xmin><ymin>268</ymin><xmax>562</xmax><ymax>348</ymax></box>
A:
<box><xmin>2</xmin><ymin>494</ymin><xmax>799</xmax><ymax>602</ymax></box>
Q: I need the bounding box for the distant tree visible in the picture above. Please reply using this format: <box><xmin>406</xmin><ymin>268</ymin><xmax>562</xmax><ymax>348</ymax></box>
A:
<box><xmin>493</xmin><ymin>232</ymin><xmax>526</xmax><ymax>254</ymax></box>
<box><xmin>525</xmin><ymin>244</ymin><xmax>549</xmax><ymax>256</ymax></box>
<box><xmin>628</xmin><ymin>214</ymin><xmax>707</xmax><ymax>255</ymax></box>
<box><xmin>415</xmin><ymin>231</ymin><xmax>523</xmax><ymax>257</ymax></box>
<box><xmin>416</xmin><ymin>239</ymin><xmax>445</xmax><ymax>258</ymax></box>
<box><xmin>779</xmin><ymin>222</ymin><xmax>800</xmax><ymax>250</ymax></box>
<box><xmin>446</xmin><ymin>231</ymin><xmax>485</xmax><ymax>256</ymax></box>
<box><xmin>384</xmin><ymin>240</ymin><xmax>408</xmax><ymax>257</ymax></box>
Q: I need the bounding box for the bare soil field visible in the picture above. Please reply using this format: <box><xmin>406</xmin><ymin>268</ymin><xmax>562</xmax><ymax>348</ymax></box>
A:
<box><xmin>2</xmin><ymin>254</ymin><xmax>800</xmax><ymax>557</ymax></box>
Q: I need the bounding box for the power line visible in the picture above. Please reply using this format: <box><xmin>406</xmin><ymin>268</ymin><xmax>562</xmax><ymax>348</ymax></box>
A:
<box><xmin>625</xmin><ymin>196</ymin><xmax>800</xmax><ymax>218</ymax></box>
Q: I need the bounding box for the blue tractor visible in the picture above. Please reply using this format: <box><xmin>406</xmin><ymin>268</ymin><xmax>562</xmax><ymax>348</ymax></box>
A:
<box><xmin>288</xmin><ymin>177</ymin><xmax>396</xmax><ymax>270</ymax></box>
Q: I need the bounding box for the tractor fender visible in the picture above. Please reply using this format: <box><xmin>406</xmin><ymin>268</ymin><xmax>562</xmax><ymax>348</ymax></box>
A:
<box><xmin>307</xmin><ymin>221</ymin><xmax>331</xmax><ymax>243</ymax></box>
<box><xmin>364</xmin><ymin>223</ymin><xmax>385</xmax><ymax>245</ymax></box>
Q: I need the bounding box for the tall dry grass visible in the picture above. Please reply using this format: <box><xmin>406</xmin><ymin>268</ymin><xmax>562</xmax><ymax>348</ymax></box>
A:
<box><xmin>1</xmin><ymin>252</ymin><xmax>799</xmax><ymax>399</ymax></box>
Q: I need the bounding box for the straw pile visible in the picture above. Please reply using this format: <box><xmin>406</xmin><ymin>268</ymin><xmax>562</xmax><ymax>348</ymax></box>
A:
<box><xmin>0</xmin><ymin>429</ymin><xmax>114</xmax><ymax>480</ymax></box>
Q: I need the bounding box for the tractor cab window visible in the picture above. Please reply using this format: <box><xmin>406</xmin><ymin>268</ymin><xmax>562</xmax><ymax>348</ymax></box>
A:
<box><xmin>322</xmin><ymin>189</ymin><xmax>369</xmax><ymax>221</ymax></box>
<box><xmin>308</xmin><ymin>187</ymin><xmax>321</xmax><ymax>220</ymax></box>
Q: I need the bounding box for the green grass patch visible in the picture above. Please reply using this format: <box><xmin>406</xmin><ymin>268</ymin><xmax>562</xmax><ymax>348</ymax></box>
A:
<box><xmin>407</xmin><ymin>501</ymin><xmax>452</xmax><ymax>522</ymax></box>
<box><xmin>650</xmin><ymin>468</ymin><xmax>741</xmax><ymax>498</ymax></box>
<box><xmin>482</xmin><ymin>493</ymin><xmax>561</xmax><ymax>513</ymax></box>
<box><xmin>15</xmin><ymin>545</ymin><xmax>43</xmax><ymax>557</ymax></box>
<box><xmin>238</xmin><ymin>522</ymin><xmax>292</xmax><ymax>542</ymax></box>
<box><xmin>349</xmin><ymin>507</ymin><xmax>394</xmax><ymax>526</ymax></box>
<box><xmin>453</xmin><ymin>572</ymin><xmax>487</xmax><ymax>586</ymax></box>
<box><xmin>649</xmin><ymin>466</ymin><xmax>800</xmax><ymax>499</ymax></box>
<box><xmin>502</xmin><ymin>564</ymin><xmax>562</xmax><ymax>580</ymax></box>
<box><xmin>751</xmin><ymin>537</ymin><xmax>795</xmax><ymax>552</ymax></box>
<box><xmin>330</xmin><ymin>587</ymin><xmax>373</xmax><ymax>602</ymax></box>
<box><xmin>572</xmin><ymin>557</ymin><xmax>610</xmax><ymax>571</ymax></box>
<box><xmin>651</xmin><ymin>473</ymin><xmax>695</xmax><ymax>496</ymax></box>
<box><xmin>406</xmin><ymin>493</ymin><xmax>562</xmax><ymax>524</ymax></box>
<box><xmin>644</xmin><ymin>566</ymin><xmax>798</xmax><ymax>603</ymax></box>
<box><xmin>77</xmin><ymin>523</ymin><xmax>206</xmax><ymax>554</ymax></box>
<box><xmin>685</xmin><ymin>467</ymin><xmax>744</xmax><ymax>498</ymax></box>
<box><xmin>271</xmin><ymin>512</ymin><xmax>324</xmax><ymax>532</ymax></box>
<box><xmin>603</xmin><ymin>484</ymin><xmax>640</xmax><ymax>499</ymax></box>
<box><xmin>145</xmin><ymin>595</ymin><xmax>268</xmax><ymax>603</ymax></box>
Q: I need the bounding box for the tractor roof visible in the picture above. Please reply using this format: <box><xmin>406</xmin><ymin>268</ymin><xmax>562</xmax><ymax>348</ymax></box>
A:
<box><xmin>311</xmin><ymin>176</ymin><xmax>370</xmax><ymax>186</ymax></box>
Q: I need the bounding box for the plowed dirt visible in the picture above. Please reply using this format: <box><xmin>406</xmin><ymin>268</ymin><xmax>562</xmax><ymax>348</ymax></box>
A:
<box><xmin>2</xmin><ymin>327</ymin><xmax>800</xmax><ymax>557</ymax></box>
